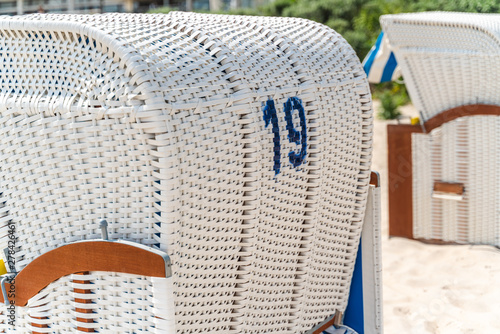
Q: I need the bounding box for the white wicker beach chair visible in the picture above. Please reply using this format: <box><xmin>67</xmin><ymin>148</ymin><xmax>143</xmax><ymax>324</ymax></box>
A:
<box><xmin>0</xmin><ymin>13</ymin><xmax>381</xmax><ymax>333</ymax></box>
<box><xmin>382</xmin><ymin>12</ymin><xmax>500</xmax><ymax>247</ymax></box>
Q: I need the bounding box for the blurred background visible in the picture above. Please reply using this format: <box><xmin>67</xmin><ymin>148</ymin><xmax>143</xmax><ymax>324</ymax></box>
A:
<box><xmin>8</xmin><ymin>0</ymin><xmax>498</xmax><ymax>64</ymax></box>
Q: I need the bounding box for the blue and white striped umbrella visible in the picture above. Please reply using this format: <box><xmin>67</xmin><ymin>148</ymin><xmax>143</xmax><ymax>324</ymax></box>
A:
<box><xmin>362</xmin><ymin>32</ymin><xmax>401</xmax><ymax>83</ymax></box>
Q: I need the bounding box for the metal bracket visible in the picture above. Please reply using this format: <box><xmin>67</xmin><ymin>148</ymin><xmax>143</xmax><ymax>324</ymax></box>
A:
<box><xmin>163</xmin><ymin>253</ymin><xmax>172</xmax><ymax>278</ymax></box>
<box><xmin>0</xmin><ymin>274</ymin><xmax>15</xmax><ymax>305</ymax></box>
<box><xmin>97</xmin><ymin>219</ymin><xmax>171</xmax><ymax>277</ymax></box>
<box><xmin>370</xmin><ymin>171</ymin><xmax>381</xmax><ymax>188</ymax></box>
<box><xmin>99</xmin><ymin>219</ymin><xmax>109</xmax><ymax>240</ymax></box>
<box><xmin>419</xmin><ymin>111</ymin><xmax>427</xmax><ymax>133</ymax></box>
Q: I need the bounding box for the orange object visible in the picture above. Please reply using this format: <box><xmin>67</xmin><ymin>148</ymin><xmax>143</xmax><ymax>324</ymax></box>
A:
<box><xmin>0</xmin><ymin>241</ymin><xmax>170</xmax><ymax>307</ymax></box>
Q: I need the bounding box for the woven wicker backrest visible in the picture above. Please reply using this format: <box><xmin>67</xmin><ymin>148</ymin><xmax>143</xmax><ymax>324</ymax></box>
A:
<box><xmin>381</xmin><ymin>12</ymin><xmax>500</xmax><ymax>120</ymax></box>
<box><xmin>0</xmin><ymin>13</ymin><xmax>373</xmax><ymax>333</ymax></box>
<box><xmin>412</xmin><ymin>115</ymin><xmax>500</xmax><ymax>246</ymax></box>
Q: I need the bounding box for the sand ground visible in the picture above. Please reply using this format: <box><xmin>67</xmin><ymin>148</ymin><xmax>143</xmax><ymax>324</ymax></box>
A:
<box><xmin>371</xmin><ymin>101</ymin><xmax>500</xmax><ymax>334</ymax></box>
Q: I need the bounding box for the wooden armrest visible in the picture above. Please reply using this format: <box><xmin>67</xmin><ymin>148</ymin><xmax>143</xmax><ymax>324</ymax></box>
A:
<box><xmin>433</xmin><ymin>181</ymin><xmax>465</xmax><ymax>195</ymax></box>
<box><xmin>0</xmin><ymin>240</ymin><xmax>170</xmax><ymax>307</ymax></box>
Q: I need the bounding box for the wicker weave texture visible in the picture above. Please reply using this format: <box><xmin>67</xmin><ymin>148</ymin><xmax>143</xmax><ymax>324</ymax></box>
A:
<box><xmin>371</xmin><ymin>187</ymin><xmax>383</xmax><ymax>332</ymax></box>
<box><xmin>0</xmin><ymin>273</ymin><xmax>173</xmax><ymax>333</ymax></box>
<box><xmin>0</xmin><ymin>13</ymin><xmax>373</xmax><ymax>333</ymax></box>
<box><xmin>361</xmin><ymin>185</ymin><xmax>382</xmax><ymax>334</ymax></box>
<box><xmin>381</xmin><ymin>12</ymin><xmax>500</xmax><ymax>120</ymax></box>
<box><xmin>412</xmin><ymin>116</ymin><xmax>499</xmax><ymax>246</ymax></box>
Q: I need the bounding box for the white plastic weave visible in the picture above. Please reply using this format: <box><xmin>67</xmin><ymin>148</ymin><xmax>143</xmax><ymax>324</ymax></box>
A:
<box><xmin>360</xmin><ymin>185</ymin><xmax>382</xmax><ymax>334</ymax></box>
<box><xmin>0</xmin><ymin>13</ymin><xmax>373</xmax><ymax>333</ymax></box>
<box><xmin>0</xmin><ymin>272</ymin><xmax>173</xmax><ymax>333</ymax></box>
<box><xmin>413</xmin><ymin>116</ymin><xmax>500</xmax><ymax>246</ymax></box>
<box><xmin>381</xmin><ymin>12</ymin><xmax>500</xmax><ymax>120</ymax></box>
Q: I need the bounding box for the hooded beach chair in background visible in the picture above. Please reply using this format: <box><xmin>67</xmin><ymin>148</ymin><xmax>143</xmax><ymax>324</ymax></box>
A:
<box><xmin>0</xmin><ymin>13</ymin><xmax>382</xmax><ymax>333</ymax></box>
<box><xmin>377</xmin><ymin>12</ymin><xmax>500</xmax><ymax>247</ymax></box>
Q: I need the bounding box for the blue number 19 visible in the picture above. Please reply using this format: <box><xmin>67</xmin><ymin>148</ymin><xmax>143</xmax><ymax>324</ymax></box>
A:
<box><xmin>283</xmin><ymin>97</ymin><xmax>307</xmax><ymax>168</ymax></box>
<box><xmin>262</xmin><ymin>99</ymin><xmax>281</xmax><ymax>175</ymax></box>
<box><xmin>262</xmin><ymin>97</ymin><xmax>307</xmax><ymax>175</ymax></box>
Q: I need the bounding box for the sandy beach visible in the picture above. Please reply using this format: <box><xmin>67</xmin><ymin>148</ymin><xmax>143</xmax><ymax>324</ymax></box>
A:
<box><xmin>372</xmin><ymin>102</ymin><xmax>500</xmax><ymax>333</ymax></box>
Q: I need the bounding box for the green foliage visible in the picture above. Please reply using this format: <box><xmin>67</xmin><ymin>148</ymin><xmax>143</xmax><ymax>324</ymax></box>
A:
<box><xmin>262</xmin><ymin>0</ymin><xmax>372</xmax><ymax>55</ymax></box>
<box><xmin>220</xmin><ymin>7</ymin><xmax>261</xmax><ymax>15</ymax></box>
<box><xmin>148</xmin><ymin>6</ymin><xmax>175</xmax><ymax>14</ymax></box>
<box><xmin>354</xmin><ymin>0</ymin><xmax>408</xmax><ymax>56</ymax></box>
<box><xmin>260</xmin><ymin>0</ymin><xmax>297</xmax><ymax>16</ymax></box>
<box><xmin>377</xmin><ymin>90</ymin><xmax>402</xmax><ymax>119</ymax></box>
<box><xmin>410</xmin><ymin>0</ymin><xmax>500</xmax><ymax>13</ymax></box>
<box><xmin>372</xmin><ymin>81</ymin><xmax>408</xmax><ymax>101</ymax></box>
<box><xmin>374</xmin><ymin>81</ymin><xmax>409</xmax><ymax>119</ymax></box>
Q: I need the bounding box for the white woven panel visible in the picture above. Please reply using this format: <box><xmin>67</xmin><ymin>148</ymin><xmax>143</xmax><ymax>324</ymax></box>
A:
<box><xmin>381</xmin><ymin>12</ymin><xmax>500</xmax><ymax>120</ymax></box>
<box><xmin>371</xmin><ymin>187</ymin><xmax>382</xmax><ymax>333</ymax></box>
<box><xmin>163</xmin><ymin>12</ymin><xmax>373</xmax><ymax>334</ymax></box>
<box><xmin>360</xmin><ymin>185</ymin><xmax>382</xmax><ymax>334</ymax></box>
<box><xmin>26</xmin><ymin>274</ymin><xmax>74</xmax><ymax>333</ymax></box>
<box><xmin>0</xmin><ymin>13</ymin><xmax>373</xmax><ymax>333</ymax></box>
<box><xmin>467</xmin><ymin>117</ymin><xmax>498</xmax><ymax>245</ymax></box>
<box><xmin>0</xmin><ymin>305</ymin><xmax>31</xmax><ymax>333</ymax></box>
<box><xmin>92</xmin><ymin>272</ymin><xmax>174</xmax><ymax>333</ymax></box>
<box><xmin>0</xmin><ymin>273</ymin><xmax>173</xmax><ymax>333</ymax></box>
<box><xmin>412</xmin><ymin>116</ymin><xmax>500</xmax><ymax>246</ymax></box>
<box><xmin>0</xmin><ymin>275</ymin><xmax>75</xmax><ymax>333</ymax></box>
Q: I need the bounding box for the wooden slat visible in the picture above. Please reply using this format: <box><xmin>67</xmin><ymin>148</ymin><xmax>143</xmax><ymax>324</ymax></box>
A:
<box><xmin>31</xmin><ymin>315</ymin><xmax>49</xmax><ymax>333</ymax></box>
<box><xmin>311</xmin><ymin>317</ymin><xmax>336</xmax><ymax>334</ymax></box>
<box><xmin>0</xmin><ymin>241</ymin><xmax>167</xmax><ymax>307</ymax></box>
<box><xmin>387</xmin><ymin>124</ymin><xmax>422</xmax><ymax>239</ymax></box>
<box><xmin>306</xmin><ymin>312</ymin><xmax>342</xmax><ymax>334</ymax></box>
<box><xmin>433</xmin><ymin>181</ymin><xmax>465</xmax><ymax>195</ymax></box>
<box><xmin>74</xmin><ymin>272</ymin><xmax>95</xmax><ymax>333</ymax></box>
